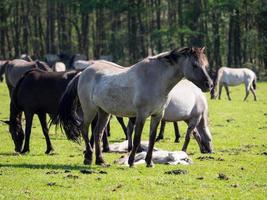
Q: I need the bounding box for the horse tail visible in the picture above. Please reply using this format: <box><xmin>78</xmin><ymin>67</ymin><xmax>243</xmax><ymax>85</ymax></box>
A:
<box><xmin>252</xmin><ymin>76</ymin><xmax>257</xmax><ymax>90</ymax></box>
<box><xmin>51</xmin><ymin>72</ymin><xmax>82</xmax><ymax>143</ymax></box>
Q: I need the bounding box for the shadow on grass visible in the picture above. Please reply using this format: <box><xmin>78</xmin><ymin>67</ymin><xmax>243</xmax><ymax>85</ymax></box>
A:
<box><xmin>0</xmin><ymin>163</ymin><xmax>93</xmax><ymax>171</ymax></box>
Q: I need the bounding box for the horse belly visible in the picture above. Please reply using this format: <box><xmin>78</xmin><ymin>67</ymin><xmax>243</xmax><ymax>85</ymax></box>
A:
<box><xmin>93</xmin><ymin>86</ymin><xmax>136</xmax><ymax>117</ymax></box>
<box><xmin>163</xmin><ymin>101</ymin><xmax>192</xmax><ymax>122</ymax></box>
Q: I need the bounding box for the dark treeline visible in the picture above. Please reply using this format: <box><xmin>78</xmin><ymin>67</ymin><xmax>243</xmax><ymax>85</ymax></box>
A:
<box><xmin>0</xmin><ymin>0</ymin><xmax>266</xmax><ymax>74</ymax></box>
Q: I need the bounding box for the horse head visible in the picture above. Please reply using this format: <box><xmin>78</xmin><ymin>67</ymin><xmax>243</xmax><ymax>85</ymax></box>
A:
<box><xmin>163</xmin><ymin>47</ymin><xmax>213</xmax><ymax>92</ymax></box>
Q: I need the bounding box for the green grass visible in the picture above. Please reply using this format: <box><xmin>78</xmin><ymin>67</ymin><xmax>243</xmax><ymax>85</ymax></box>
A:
<box><xmin>0</xmin><ymin>81</ymin><xmax>267</xmax><ymax>200</ymax></box>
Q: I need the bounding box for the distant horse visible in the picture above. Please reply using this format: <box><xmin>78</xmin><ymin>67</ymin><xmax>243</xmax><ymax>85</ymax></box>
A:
<box><xmin>52</xmin><ymin>47</ymin><xmax>213</xmax><ymax>167</ymax></box>
<box><xmin>5</xmin><ymin>69</ymin><xmax>80</xmax><ymax>153</ymax></box>
<box><xmin>210</xmin><ymin>67</ymin><xmax>257</xmax><ymax>101</ymax></box>
<box><xmin>20</xmin><ymin>54</ymin><xmax>33</xmax><ymax>62</ymax></box>
<box><xmin>155</xmin><ymin>79</ymin><xmax>212</xmax><ymax>153</ymax></box>
<box><xmin>0</xmin><ymin>59</ymin><xmax>52</xmax><ymax>97</ymax></box>
<box><xmin>52</xmin><ymin>62</ymin><xmax>66</xmax><ymax>72</ymax></box>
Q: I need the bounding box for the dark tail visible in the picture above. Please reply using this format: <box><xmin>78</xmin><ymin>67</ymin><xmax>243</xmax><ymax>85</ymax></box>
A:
<box><xmin>252</xmin><ymin>76</ymin><xmax>256</xmax><ymax>90</ymax></box>
<box><xmin>51</xmin><ymin>72</ymin><xmax>82</xmax><ymax>143</ymax></box>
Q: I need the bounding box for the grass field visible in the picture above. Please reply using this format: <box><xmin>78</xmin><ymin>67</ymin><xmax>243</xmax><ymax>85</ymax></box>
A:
<box><xmin>0</xmin><ymin>80</ymin><xmax>266</xmax><ymax>200</ymax></box>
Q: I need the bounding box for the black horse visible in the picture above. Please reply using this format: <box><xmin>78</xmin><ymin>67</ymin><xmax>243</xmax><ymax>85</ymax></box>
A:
<box><xmin>5</xmin><ymin>69</ymin><xmax>80</xmax><ymax>154</ymax></box>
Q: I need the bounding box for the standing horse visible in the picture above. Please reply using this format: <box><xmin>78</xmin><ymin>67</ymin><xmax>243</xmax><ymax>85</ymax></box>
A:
<box><xmin>5</xmin><ymin>69</ymin><xmax>80</xmax><ymax>153</ymax></box>
<box><xmin>154</xmin><ymin>79</ymin><xmax>212</xmax><ymax>153</ymax></box>
<box><xmin>52</xmin><ymin>47</ymin><xmax>213</xmax><ymax>167</ymax></box>
<box><xmin>210</xmin><ymin>67</ymin><xmax>257</xmax><ymax>101</ymax></box>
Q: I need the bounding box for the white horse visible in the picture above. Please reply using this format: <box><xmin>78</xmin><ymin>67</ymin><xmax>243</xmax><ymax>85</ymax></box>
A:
<box><xmin>52</xmin><ymin>62</ymin><xmax>66</xmax><ymax>72</ymax></box>
<box><xmin>127</xmin><ymin>79</ymin><xmax>213</xmax><ymax>154</ymax></box>
<box><xmin>53</xmin><ymin>47</ymin><xmax>213</xmax><ymax>167</ymax></box>
<box><xmin>210</xmin><ymin>67</ymin><xmax>257</xmax><ymax>101</ymax></box>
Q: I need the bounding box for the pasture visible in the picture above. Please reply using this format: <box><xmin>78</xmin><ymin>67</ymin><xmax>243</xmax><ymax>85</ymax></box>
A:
<box><xmin>0</xmin><ymin>81</ymin><xmax>266</xmax><ymax>199</ymax></box>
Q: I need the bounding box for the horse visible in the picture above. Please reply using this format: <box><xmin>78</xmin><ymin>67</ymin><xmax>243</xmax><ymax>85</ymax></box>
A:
<box><xmin>210</xmin><ymin>67</ymin><xmax>257</xmax><ymax>101</ymax></box>
<box><xmin>52</xmin><ymin>47</ymin><xmax>213</xmax><ymax>167</ymax></box>
<box><xmin>0</xmin><ymin>59</ymin><xmax>52</xmax><ymax>97</ymax></box>
<box><xmin>4</xmin><ymin>69</ymin><xmax>80</xmax><ymax>154</ymax></box>
<box><xmin>153</xmin><ymin>79</ymin><xmax>212</xmax><ymax>153</ymax></box>
<box><xmin>52</xmin><ymin>62</ymin><xmax>66</xmax><ymax>72</ymax></box>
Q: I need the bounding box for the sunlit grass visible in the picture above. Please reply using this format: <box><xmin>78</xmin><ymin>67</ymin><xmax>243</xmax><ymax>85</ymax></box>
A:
<box><xmin>0</xmin><ymin>81</ymin><xmax>266</xmax><ymax>199</ymax></box>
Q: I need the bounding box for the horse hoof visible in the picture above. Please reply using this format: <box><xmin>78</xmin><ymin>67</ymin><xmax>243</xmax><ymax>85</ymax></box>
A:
<box><xmin>174</xmin><ymin>139</ymin><xmax>180</xmax><ymax>143</ymax></box>
<box><xmin>95</xmin><ymin>158</ymin><xmax>107</xmax><ymax>167</ymax></box>
<box><xmin>102</xmin><ymin>148</ymin><xmax>110</xmax><ymax>153</ymax></box>
<box><xmin>146</xmin><ymin>162</ymin><xmax>154</xmax><ymax>168</ymax></box>
<box><xmin>84</xmin><ymin>158</ymin><xmax>92</xmax><ymax>165</ymax></box>
<box><xmin>21</xmin><ymin>149</ymin><xmax>29</xmax><ymax>154</ymax></box>
<box><xmin>45</xmin><ymin>149</ymin><xmax>55</xmax><ymax>155</ymax></box>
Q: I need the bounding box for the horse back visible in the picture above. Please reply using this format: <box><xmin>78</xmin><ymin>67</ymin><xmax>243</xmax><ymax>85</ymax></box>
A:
<box><xmin>15</xmin><ymin>70</ymin><xmax>77</xmax><ymax>114</ymax></box>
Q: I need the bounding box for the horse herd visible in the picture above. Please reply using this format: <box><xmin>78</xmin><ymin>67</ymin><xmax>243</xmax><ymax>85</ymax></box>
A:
<box><xmin>0</xmin><ymin>47</ymin><xmax>257</xmax><ymax>167</ymax></box>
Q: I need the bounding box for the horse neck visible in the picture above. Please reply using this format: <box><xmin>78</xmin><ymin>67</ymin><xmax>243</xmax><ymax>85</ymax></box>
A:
<box><xmin>133</xmin><ymin>58</ymin><xmax>184</xmax><ymax>96</ymax></box>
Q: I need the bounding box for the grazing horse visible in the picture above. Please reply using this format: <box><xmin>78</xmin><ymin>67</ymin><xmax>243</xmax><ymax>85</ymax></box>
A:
<box><xmin>52</xmin><ymin>47</ymin><xmax>213</xmax><ymax>167</ymax></box>
<box><xmin>210</xmin><ymin>67</ymin><xmax>257</xmax><ymax>101</ymax></box>
<box><xmin>153</xmin><ymin>79</ymin><xmax>213</xmax><ymax>153</ymax></box>
<box><xmin>5</xmin><ymin>69</ymin><xmax>80</xmax><ymax>153</ymax></box>
<box><xmin>0</xmin><ymin>59</ymin><xmax>52</xmax><ymax>97</ymax></box>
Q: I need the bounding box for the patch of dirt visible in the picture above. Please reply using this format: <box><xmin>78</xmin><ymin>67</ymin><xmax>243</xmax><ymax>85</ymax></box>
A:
<box><xmin>99</xmin><ymin>170</ymin><xmax>107</xmax><ymax>174</ymax></box>
<box><xmin>196</xmin><ymin>176</ymin><xmax>204</xmax><ymax>180</ymax></box>
<box><xmin>46</xmin><ymin>170</ymin><xmax>59</xmax><ymax>175</ymax></box>
<box><xmin>231</xmin><ymin>184</ymin><xmax>239</xmax><ymax>188</ymax></box>
<box><xmin>218</xmin><ymin>173</ymin><xmax>229</xmax><ymax>180</ymax></box>
<box><xmin>80</xmin><ymin>169</ymin><xmax>96</xmax><ymax>174</ymax></box>
<box><xmin>226</xmin><ymin>118</ymin><xmax>235</xmax><ymax>123</ymax></box>
<box><xmin>197</xmin><ymin>156</ymin><xmax>215</xmax><ymax>161</ymax></box>
<box><xmin>65</xmin><ymin>174</ymin><xmax>79</xmax><ymax>179</ymax></box>
<box><xmin>112</xmin><ymin>184</ymin><xmax>123</xmax><ymax>192</ymax></box>
<box><xmin>47</xmin><ymin>182</ymin><xmax>56</xmax><ymax>186</ymax></box>
<box><xmin>165</xmin><ymin>169</ymin><xmax>188</xmax><ymax>175</ymax></box>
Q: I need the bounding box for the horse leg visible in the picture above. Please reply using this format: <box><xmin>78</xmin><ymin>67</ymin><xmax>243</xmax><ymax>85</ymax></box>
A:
<box><xmin>155</xmin><ymin>120</ymin><xmax>166</xmax><ymax>142</ymax></box>
<box><xmin>218</xmin><ymin>84</ymin><xmax>223</xmax><ymax>100</ymax></box>
<box><xmin>94</xmin><ymin>109</ymin><xmax>111</xmax><ymax>165</ymax></box>
<box><xmin>82</xmin><ymin>112</ymin><xmax>96</xmax><ymax>165</ymax></box>
<box><xmin>128</xmin><ymin>115</ymin><xmax>146</xmax><ymax>167</ymax></box>
<box><xmin>102</xmin><ymin>127</ymin><xmax>110</xmax><ymax>152</ymax></box>
<box><xmin>127</xmin><ymin>117</ymin><xmax>136</xmax><ymax>152</ymax></box>
<box><xmin>173</xmin><ymin>122</ymin><xmax>180</xmax><ymax>143</ymax></box>
<box><xmin>250</xmin><ymin>87</ymin><xmax>257</xmax><ymax>101</ymax></box>
<box><xmin>89</xmin><ymin>116</ymin><xmax>97</xmax><ymax>148</ymax></box>
<box><xmin>182</xmin><ymin>117</ymin><xmax>201</xmax><ymax>153</ymax></box>
<box><xmin>107</xmin><ymin>120</ymin><xmax>111</xmax><ymax>137</ymax></box>
<box><xmin>21</xmin><ymin>112</ymin><xmax>34</xmax><ymax>154</ymax></box>
<box><xmin>116</xmin><ymin>117</ymin><xmax>128</xmax><ymax>139</ymax></box>
<box><xmin>145</xmin><ymin>113</ymin><xmax>163</xmax><ymax>167</ymax></box>
<box><xmin>90</xmin><ymin>115</ymin><xmax>109</xmax><ymax>152</ymax></box>
<box><xmin>224</xmin><ymin>86</ymin><xmax>231</xmax><ymax>100</ymax></box>
<box><xmin>243</xmin><ymin>85</ymin><xmax>250</xmax><ymax>101</ymax></box>
<box><xmin>38</xmin><ymin>113</ymin><xmax>54</xmax><ymax>154</ymax></box>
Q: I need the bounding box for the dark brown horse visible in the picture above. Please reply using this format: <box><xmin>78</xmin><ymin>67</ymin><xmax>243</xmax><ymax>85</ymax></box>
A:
<box><xmin>5</xmin><ymin>69</ymin><xmax>80</xmax><ymax>154</ymax></box>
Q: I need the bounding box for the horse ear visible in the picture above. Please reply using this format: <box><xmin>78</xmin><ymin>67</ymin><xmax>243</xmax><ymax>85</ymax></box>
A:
<box><xmin>200</xmin><ymin>47</ymin><xmax>206</xmax><ymax>52</ymax></box>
